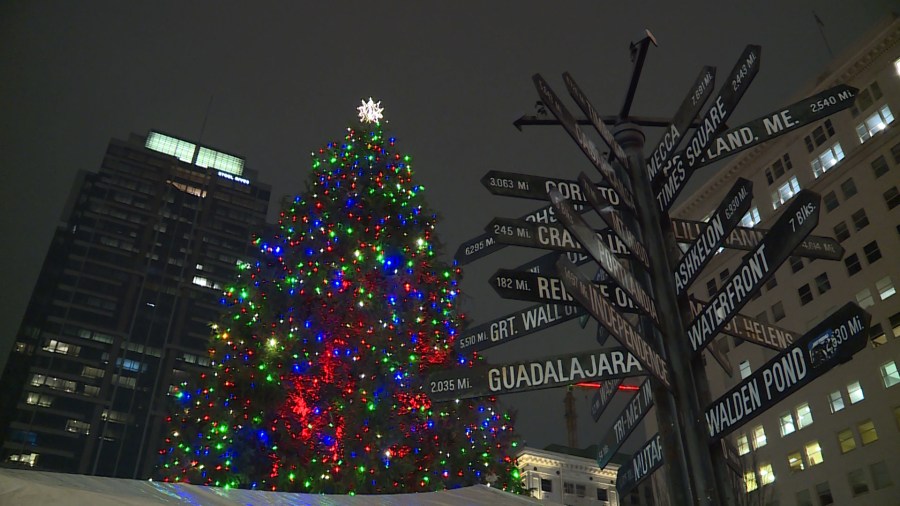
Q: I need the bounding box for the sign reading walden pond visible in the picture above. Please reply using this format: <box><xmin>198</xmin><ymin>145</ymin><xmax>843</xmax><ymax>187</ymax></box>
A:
<box><xmin>426</xmin><ymin>348</ymin><xmax>645</xmax><ymax>402</ymax></box>
<box><xmin>706</xmin><ymin>302</ymin><xmax>870</xmax><ymax>443</ymax></box>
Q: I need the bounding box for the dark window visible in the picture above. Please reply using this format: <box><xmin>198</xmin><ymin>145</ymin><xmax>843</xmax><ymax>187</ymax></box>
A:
<box><xmin>816</xmin><ymin>481</ymin><xmax>834</xmax><ymax>506</ymax></box>
<box><xmin>766</xmin><ymin>276</ymin><xmax>778</xmax><ymax>291</ymax></box>
<box><xmin>707</xmin><ymin>279</ymin><xmax>718</xmax><ymax>298</ymax></box>
<box><xmin>765</xmin><ymin>168</ymin><xmax>774</xmax><ymax>185</ymax></box>
<box><xmin>804</xmin><ymin>136</ymin><xmax>814</xmax><ymax>153</ymax></box>
<box><xmin>871</xmin><ymin>81</ymin><xmax>882</xmax><ymax>100</ymax></box>
<box><xmin>892</xmin><ymin>143</ymin><xmax>900</xmax><ymax>164</ymax></box>
<box><xmin>833</xmin><ymin>222</ymin><xmax>850</xmax><ymax>242</ymax></box>
<box><xmin>790</xmin><ymin>256</ymin><xmax>804</xmax><ymax>273</ymax></box>
<box><xmin>772</xmin><ymin>301</ymin><xmax>786</xmax><ymax>322</ymax></box>
<box><xmin>857</xmin><ymin>88</ymin><xmax>873</xmax><ymax>110</ymax></box>
<box><xmin>720</xmin><ymin>269</ymin><xmax>730</xmax><ymax>282</ymax></box>
<box><xmin>784</xmin><ymin>153</ymin><xmax>793</xmax><ymax>170</ymax></box>
<box><xmin>799</xmin><ymin>284</ymin><xmax>813</xmax><ymax>305</ymax></box>
<box><xmin>864</xmin><ymin>241</ymin><xmax>881</xmax><ymax>264</ymax></box>
<box><xmin>851</xmin><ymin>209</ymin><xmax>869</xmax><ymax>231</ymax></box>
<box><xmin>597</xmin><ymin>488</ymin><xmax>608</xmax><ymax>501</ymax></box>
<box><xmin>823</xmin><ymin>191</ymin><xmax>840</xmax><ymax>212</ymax></box>
<box><xmin>871</xmin><ymin>156</ymin><xmax>889</xmax><ymax>178</ymax></box>
<box><xmin>870</xmin><ymin>324</ymin><xmax>887</xmax><ymax>346</ymax></box>
<box><xmin>845</xmin><ymin>253</ymin><xmax>862</xmax><ymax>276</ymax></box>
<box><xmin>813</xmin><ymin>125</ymin><xmax>828</xmax><ymax>146</ymax></box>
<box><xmin>541</xmin><ymin>479</ymin><xmax>552</xmax><ymax>492</ymax></box>
<box><xmin>848</xmin><ymin>468</ymin><xmax>869</xmax><ymax>496</ymax></box>
<box><xmin>884</xmin><ymin>187</ymin><xmax>899</xmax><ymax>210</ymax></box>
<box><xmin>815</xmin><ymin>273</ymin><xmax>831</xmax><ymax>294</ymax></box>
<box><xmin>841</xmin><ymin>178</ymin><xmax>858</xmax><ymax>199</ymax></box>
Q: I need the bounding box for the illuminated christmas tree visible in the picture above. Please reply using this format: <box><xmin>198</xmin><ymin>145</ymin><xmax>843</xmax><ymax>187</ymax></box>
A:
<box><xmin>156</xmin><ymin>99</ymin><xmax>523</xmax><ymax>494</ymax></box>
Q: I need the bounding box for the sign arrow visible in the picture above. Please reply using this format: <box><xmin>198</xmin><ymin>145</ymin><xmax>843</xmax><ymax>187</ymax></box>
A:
<box><xmin>688</xmin><ymin>190</ymin><xmax>821</xmax><ymax>354</ymax></box>
<box><xmin>596</xmin><ymin>379</ymin><xmax>654</xmax><ymax>469</ymax></box>
<box><xmin>487</xmin><ymin>217</ymin><xmax>633</xmax><ymax>259</ymax></box>
<box><xmin>616</xmin><ymin>433</ymin><xmax>664</xmax><ymax>497</ymax></box>
<box><xmin>481</xmin><ymin>170</ymin><xmax>622</xmax><ymax>208</ymax></box>
<box><xmin>671</xmin><ymin>218</ymin><xmax>844</xmax><ymax>261</ymax></box>
<box><xmin>489</xmin><ymin>269</ymin><xmax>643</xmax><ymax>315</ymax></box>
<box><xmin>563</xmin><ymin>72</ymin><xmax>630</xmax><ymax>170</ymax></box>
<box><xmin>578</xmin><ymin>172</ymin><xmax>650</xmax><ymax>269</ymax></box>
<box><xmin>456</xmin><ymin>302</ymin><xmax>584</xmax><ymax>354</ymax></box>
<box><xmin>705</xmin><ymin>302</ymin><xmax>870</xmax><ymax>443</ymax></box>
<box><xmin>690</xmin><ymin>297</ymin><xmax>800</xmax><ymax>351</ymax></box>
<box><xmin>590</xmin><ymin>378</ymin><xmax>627</xmax><ymax>422</ymax></box>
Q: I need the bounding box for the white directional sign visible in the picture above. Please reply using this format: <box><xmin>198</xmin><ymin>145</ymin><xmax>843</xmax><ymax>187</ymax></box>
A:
<box><xmin>563</xmin><ymin>72</ymin><xmax>630</xmax><ymax>170</ymax></box>
<box><xmin>488</xmin><ymin>217</ymin><xmax>633</xmax><ymax>259</ymax></box>
<box><xmin>456</xmin><ymin>302</ymin><xmax>583</xmax><ymax>354</ymax></box>
<box><xmin>596</xmin><ymin>379</ymin><xmax>654</xmax><ymax>469</ymax></box>
<box><xmin>481</xmin><ymin>170</ymin><xmax>622</xmax><ymax>207</ymax></box>
<box><xmin>672</xmin><ymin>219</ymin><xmax>844</xmax><ymax>261</ymax></box>
<box><xmin>689</xmin><ymin>297</ymin><xmax>799</xmax><ymax>351</ymax></box>
<box><xmin>578</xmin><ymin>172</ymin><xmax>650</xmax><ymax>269</ymax></box>
<box><xmin>616</xmin><ymin>433</ymin><xmax>663</xmax><ymax>497</ymax></box>
<box><xmin>490</xmin><ymin>269</ymin><xmax>643</xmax><ymax>315</ymax></box>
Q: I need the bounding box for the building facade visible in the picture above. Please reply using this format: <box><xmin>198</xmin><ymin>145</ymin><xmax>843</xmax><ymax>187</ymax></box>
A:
<box><xmin>0</xmin><ymin>131</ymin><xmax>271</xmax><ymax>479</ymax></box>
<box><xmin>517</xmin><ymin>445</ymin><xmax>622</xmax><ymax>505</ymax></box>
<box><xmin>674</xmin><ymin>17</ymin><xmax>900</xmax><ymax>505</ymax></box>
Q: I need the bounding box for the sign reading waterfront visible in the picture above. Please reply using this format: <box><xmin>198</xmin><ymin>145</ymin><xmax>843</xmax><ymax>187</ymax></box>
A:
<box><xmin>426</xmin><ymin>348</ymin><xmax>646</xmax><ymax>401</ymax></box>
<box><xmin>690</xmin><ymin>297</ymin><xmax>799</xmax><ymax>351</ymax></box>
<box><xmin>591</xmin><ymin>378</ymin><xmax>627</xmax><ymax>422</ymax></box>
<box><xmin>705</xmin><ymin>303</ymin><xmax>870</xmax><ymax>442</ymax></box>
<box><xmin>597</xmin><ymin>379</ymin><xmax>654</xmax><ymax>468</ymax></box>
<box><xmin>688</xmin><ymin>190</ymin><xmax>820</xmax><ymax>353</ymax></box>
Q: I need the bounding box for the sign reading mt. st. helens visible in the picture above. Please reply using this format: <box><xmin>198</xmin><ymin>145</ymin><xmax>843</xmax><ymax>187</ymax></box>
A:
<box><xmin>481</xmin><ymin>170</ymin><xmax>622</xmax><ymax>208</ymax></box>
<box><xmin>688</xmin><ymin>190</ymin><xmax>820</xmax><ymax>353</ymax></box>
<box><xmin>426</xmin><ymin>348</ymin><xmax>645</xmax><ymax>401</ymax></box>
<box><xmin>675</xmin><ymin>178</ymin><xmax>753</xmax><ymax>295</ymax></box>
<box><xmin>690</xmin><ymin>297</ymin><xmax>799</xmax><ymax>351</ymax></box>
<box><xmin>695</xmin><ymin>84</ymin><xmax>858</xmax><ymax>168</ymax></box>
<box><xmin>671</xmin><ymin>219</ymin><xmax>844</xmax><ymax>261</ymax></box>
<box><xmin>654</xmin><ymin>45</ymin><xmax>761</xmax><ymax>212</ymax></box>
<box><xmin>705</xmin><ymin>303</ymin><xmax>870</xmax><ymax>443</ymax></box>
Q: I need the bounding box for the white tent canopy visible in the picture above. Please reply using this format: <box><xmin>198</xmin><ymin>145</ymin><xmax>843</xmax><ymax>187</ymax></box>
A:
<box><xmin>0</xmin><ymin>469</ymin><xmax>546</xmax><ymax>506</ymax></box>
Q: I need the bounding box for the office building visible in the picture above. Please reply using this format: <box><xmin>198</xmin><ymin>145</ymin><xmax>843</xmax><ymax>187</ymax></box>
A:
<box><xmin>0</xmin><ymin>131</ymin><xmax>271</xmax><ymax>479</ymax></box>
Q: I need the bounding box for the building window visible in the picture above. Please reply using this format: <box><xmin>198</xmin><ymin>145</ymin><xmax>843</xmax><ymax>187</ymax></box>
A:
<box><xmin>65</xmin><ymin>419</ymin><xmax>91</xmax><ymax>435</ymax></box>
<box><xmin>848</xmin><ymin>468</ymin><xmax>869</xmax><ymax>496</ymax></box>
<box><xmin>833</xmin><ymin>221</ymin><xmax>850</xmax><ymax>242</ymax></box>
<box><xmin>25</xmin><ymin>393</ymin><xmax>53</xmax><ymax>407</ymax></box>
<box><xmin>805</xmin><ymin>441</ymin><xmax>823</xmax><ymax>466</ymax></box>
<box><xmin>870</xmin><ymin>461</ymin><xmax>892</xmax><ymax>490</ymax></box>
<box><xmin>823</xmin><ymin>190</ymin><xmax>839</xmax><ymax>212</ymax></box>
<box><xmin>847</xmin><ymin>382</ymin><xmax>865</xmax><ymax>404</ymax></box>
<box><xmin>596</xmin><ymin>488</ymin><xmax>608</xmax><ymax>501</ymax></box>
<box><xmin>789</xmin><ymin>256</ymin><xmax>804</xmax><ymax>273</ymax></box>
<box><xmin>759</xmin><ymin>463</ymin><xmax>774</xmax><ymax>486</ymax></box>
<box><xmin>7</xmin><ymin>453</ymin><xmax>39</xmax><ymax>467</ymax></box>
<box><xmin>815</xmin><ymin>481</ymin><xmax>834</xmax><ymax>506</ymax></box>
<box><xmin>719</xmin><ymin>268</ymin><xmax>730</xmax><ymax>282</ymax></box>
<box><xmin>892</xmin><ymin>142</ymin><xmax>900</xmax><ymax>163</ymax></box>
<box><xmin>884</xmin><ymin>187</ymin><xmax>899</xmax><ymax>210</ymax></box>
<box><xmin>812</xmin><ymin>143</ymin><xmax>844</xmax><ymax>178</ymax></box>
<box><xmin>779</xmin><ymin>413</ymin><xmax>796</xmax><ymax>436</ymax></box>
<box><xmin>892</xmin><ymin>312</ymin><xmax>900</xmax><ymax>339</ymax></box>
<box><xmin>575</xmin><ymin>484</ymin><xmax>586</xmax><ymax>497</ymax></box>
<box><xmin>844</xmin><ymin>253</ymin><xmax>861</xmax><ymax>276</ymax></box>
<box><xmin>540</xmin><ymin>478</ymin><xmax>552</xmax><ymax>492</ymax></box>
<box><xmin>772</xmin><ymin>176</ymin><xmax>801</xmax><ymax>209</ymax></box>
<box><xmin>772</xmin><ymin>301</ymin><xmax>785</xmax><ymax>322</ymax></box>
<box><xmin>838</xmin><ymin>429</ymin><xmax>856</xmax><ymax>453</ymax></box>
<box><xmin>870</xmin><ymin>323</ymin><xmax>887</xmax><ymax>346</ymax></box>
<box><xmin>850</xmin><ymin>209</ymin><xmax>869</xmax><ymax>231</ymax></box>
<box><xmin>840</xmin><ymin>177</ymin><xmax>858</xmax><ymax>199</ymax></box>
<box><xmin>739</xmin><ymin>360</ymin><xmax>751</xmax><ymax>379</ymax></box>
<box><xmin>881</xmin><ymin>361</ymin><xmax>900</xmax><ymax>388</ymax></box>
<box><xmin>856</xmin><ymin>104</ymin><xmax>894</xmax><ymax>142</ymax></box>
<box><xmin>814</xmin><ymin>273</ymin><xmax>831</xmax><ymax>295</ymax></box>
<box><xmin>871</xmin><ymin>156</ymin><xmax>889</xmax><ymax>178</ymax></box>
<box><xmin>740</xmin><ymin>207</ymin><xmax>760</xmax><ymax>227</ymax></box>
<box><xmin>765</xmin><ymin>276</ymin><xmax>778</xmax><ymax>291</ymax></box>
<box><xmin>752</xmin><ymin>425</ymin><xmax>767</xmax><ymax>449</ymax></box>
<box><xmin>744</xmin><ymin>471</ymin><xmax>758</xmax><ymax>492</ymax></box>
<box><xmin>795</xmin><ymin>403</ymin><xmax>813</xmax><ymax>429</ymax></box>
<box><xmin>856</xmin><ymin>289</ymin><xmax>874</xmax><ymax>309</ymax></box>
<box><xmin>876</xmin><ymin>277</ymin><xmax>896</xmax><ymax>301</ymax></box>
<box><xmin>795</xmin><ymin>489</ymin><xmax>813</xmax><ymax>506</ymax></box>
<box><xmin>564</xmin><ymin>482</ymin><xmax>574</xmax><ymax>494</ymax></box>
<box><xmin>706</xmin><ymin>278</ymin><xmax>717</xmax><ymax>298</ymax></box>
<box><xmin>788</xmin><ymin>451</ymin><xmax>805</xmax><ymax>472</ymax></box>
<box><xmin>828</xmin><ymin>390</ymin><xmax>845</xmax><ymax>413</ymax></box>
<box><xmin>81</xmin><ymin>366</ymin><xmax>105</xmax><ymax>379</ymax></box>
<box><xmin>798</xmin><ymin>284</ymin><xmax>813</xmax><ymax>305</ymax></box>
<box><xmin>863</xmin><ymin>240</ymin><xmax>881</xmax><ymax>264</ymax></box>
<box><xmin>737</xmin><ymin>434</ymin><xmax>750</xmax><ymax>455</ymax></box>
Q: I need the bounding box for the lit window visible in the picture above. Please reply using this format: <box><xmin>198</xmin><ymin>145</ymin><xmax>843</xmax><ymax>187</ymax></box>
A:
<box><xmin>828</xmin><ymin>391</ymin><xmax>845</xmax><ymax>413</ymax></box>
<box><xmin>145</xmin><ymin>131</ymin><xmax>196</xmax><ymax>163</ymax></box>
<box><xmin>759</xmin><ymin>464</ymin><xmax>774</xmax><ymax>485</ymax></box>
<box><xmin>81</xmin><ymin>366</ymin><xmax>105</xmax><ymax>379</ymax></box>
<box><xmin>856</xmin><ymin>289</ymin><xmax>874</xmax><ymax>309</ymax></box>
<box><xmin>43</xmin><ymin>340</ymin><xmax>70</xmax><ymax>354</ymax></box>
<box><xmin>8</xmin><ymin>453</ymin><xmax>38</xmax><ymax>467</ymax></box>
<box><xmin>196</xmin><ymin>147</ymin><xmax>245</xmax><ymax>176</ymax></box>
<box><xmin>737</xmin><ymin>434</ymin><xmax>750</xmax><ymax>455</ymax></box>
<box><xmin>779</xmin><ymin>413</ymin><xmax>796</xmax><ymax>436</ymax></box>
<box><xmin>192</xmin><ymin>276</ymin><xmax>211</xmax><ymax>288</ymax></box>
<box><xmin>895</xmin><ymin>57</ymin><xmax>900</xmax><ymax>76</ymax></box>
<box><xmin>881</xmin><ymin>361</ymin><xmax>900</xmax><ymax>388</ymax></box>
<box><xmin>739</xmin><ymin>360</ymin><xmax>751</xmax><ymax>379</ymax></box>
<box><xmin>772</xmin><ymin>176</ymin><xmax>801</xmax><ymax>209</ymax></box>
<box><xmin>740</xmin><ymin>207</ymin><xmax>761</xmax><ymax>228</ymax></box>
<box><xmin>848</xmin><ymin>381</ymin><xmax>865</xmax><ymax>404</ymax></box>
<box><xmin>856</xmin><ymin>104</ymin><xmax>894</xmax><ymax>142</ymax></box>
<box><xmin>796</xmin><ymin>403</ymin><xmax>813</xmax><ymax>429</ymax></box>
<box><xmin>811</xmin><ymin>143</ymin><xmax>845</xmax><ymax>178</ymax></box>
<box><xmin>838</xmin><ymin>429</ymin><xmax>856</xmax><ymax>453</ymax></box>
<box><xmin>744</xmin><ymin>471</ymin><xmax>758</xmax><ymax>492</ymax></box>
<box><xmin>752</xmin><ymin>425</ymin><xmax>767</xmax><ymax>449</ymax></box>
<box><xmin>65</xmin><ymin>419</ymin><xmax>91</xmax><ymax>435</ymax></box>
<box><xmin>25</xmin><ymin>393</ymin><xmax>53</xmax><ymax>407</ymax></box>
<box><xmin>805</xmin><ymin>441</ymin><xmax>824</xmax><ymax>466</ymax></box>
<box><xmin>787</xmin><ymin>451</ymin><xmax>805</xmax><ymax>472</ymax></box>
<box><xmin>876</xmin><ymin>277</ymin><xmax>896</xmax><ymax>300</ymax></box>
<box><xmin>870</xmin><ymin>324</ymin><xmax>887</xmax><ymax>346</ymax></box>
<box><xmin>83</xmin><ymin>385</ymin><xmax>100</xmax><ymax>397</ymax></box>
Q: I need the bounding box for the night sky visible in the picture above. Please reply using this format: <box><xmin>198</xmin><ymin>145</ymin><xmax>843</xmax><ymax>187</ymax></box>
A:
<box><xmin>0</xmin><ymin>1</ymin><xmax>892</xmax><ymax>451</ymax></box>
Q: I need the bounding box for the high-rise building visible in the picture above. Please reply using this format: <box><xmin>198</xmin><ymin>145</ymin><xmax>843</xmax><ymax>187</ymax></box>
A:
<box><xmin>675</xmin><ymin>16</ymin><xmax>899</xmax><ymax>505</ymax></box>
<box><xmin>0</xmin><ymin>131</ymin><xmax>271</xmax><ymax>479</ymax></box>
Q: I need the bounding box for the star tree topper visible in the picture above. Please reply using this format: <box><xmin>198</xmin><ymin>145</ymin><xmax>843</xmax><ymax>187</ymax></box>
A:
<box><xmin>357</xmin><ymin>97</ymin><xmax>384</xmax><ymax>124</ymax></box>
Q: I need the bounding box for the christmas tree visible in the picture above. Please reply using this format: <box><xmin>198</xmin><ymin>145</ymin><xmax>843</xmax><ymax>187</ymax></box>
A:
<box><xmin>156</xmin><ymin>99</ymin><xmax>523</xmax><ymax>494</ymax></box>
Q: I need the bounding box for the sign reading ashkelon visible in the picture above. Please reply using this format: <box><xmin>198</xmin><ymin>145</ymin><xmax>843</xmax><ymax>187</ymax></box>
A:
<box><xmin>671</xmin><ymin>219</ymin><xmax>844</xmax><ymax>261</ymax></box>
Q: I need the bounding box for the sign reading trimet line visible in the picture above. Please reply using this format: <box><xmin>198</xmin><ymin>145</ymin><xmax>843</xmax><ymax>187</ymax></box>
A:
<box><xmin>705</xmin><ymin>303</ymin><xmax>870</xmax><ymax>443</ymax></box>
<box><xmin>688</xmin><ymin>190</ymin><xmax>821</xmax><ymax>353</ymax></box>
<box><xmin>426</xmin><ymin>348</ymin><xmax>646</xmax><ymax>402</ymax></box>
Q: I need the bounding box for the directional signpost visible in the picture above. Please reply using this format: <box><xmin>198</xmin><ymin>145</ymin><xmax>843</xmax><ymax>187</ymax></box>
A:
<box><xmin>688</xmin><ymin>190</ymin><xmax>820</xmax><ymax>354</ymax></box>
<box><xmin>578</xmin><ymin>172</ymin><xmax>651</xmax><ymax>269</ymax></box>
<box><xmin>596</xmin><ymin>379</ymin><xmax>654</xmax><ymax>468</ymax></box>
<box><xmin>705</xmin><ymin>303</ymin><xmax>870</xmax><ymax>443</ymax></box>
<box><xmin>690</xmin><ymin>297</ymin><xmax>800</xmax><ymax>351</ymax></box>
<box><xmin>481</xmin><ymin>170</ymin><xmax>622</xmax><ymax>207</ymax></box>
<box><xmin>564</xmin><ymin>72</ymin><xmax>630</xmax><ymax>169</ymax></box>
<box><xmin>590</xmin><ymin>378</ymin><xmax>627</xmax><ymax>422</ymax></box>
<box><xmin>426</xmin><ymin>348</ymin><xmax>646</xmax><ymax>402</ymax></box>
<box><xmin>674</xmin><ymin>178</ymin><xmax>753</xmax><ymax>295</ymax></box>
<box><xmin>616</xmin><ymin>433</ymin><xmax>664</xmax><ymax>498</ymax></box>
<box><xmin>456</xmin><ymin>302</ymin><xmax>583</xmax><ymax>354</ymax></box>
<box><xmin>487</xmin><ymin>217</ymin><xmax>633</xmax><ymax>258</ymax></box>
<box><xmin>490</xmin><ymin>268</ymin><xmax>643</xmax><ymax>314</ymax></box>
<box><xmin>672</xmin><ymin>218</ymin><xmax>845</xmax><ymax>261</ymax></box>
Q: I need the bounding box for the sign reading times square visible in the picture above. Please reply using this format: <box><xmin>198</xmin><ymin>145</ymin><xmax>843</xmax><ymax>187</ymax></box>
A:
<box><xmin>706</xmin><ymin>303</ymin><xmax>870</xmax><ymax>443</ymax></box>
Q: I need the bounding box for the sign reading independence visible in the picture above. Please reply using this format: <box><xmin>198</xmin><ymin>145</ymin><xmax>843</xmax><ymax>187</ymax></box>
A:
<box><xmin>596</xmin><ymin>379</ymin><xmax>654</xmax><ymax>468</ymax></box>
<box><xmin>692</xmin><ymin>85</ymin><xmax>858</xmax><ymax>169</ymax></box>
<box><xmin>591</xmin><ymin>378</ymin><xmax>626</xmax><ymax>422</ymax></box>
<box><xmin>674</xmin><ymin>178</ymin><xmax>753</xmax><ymax>295</ymax></box>
<box><xmin>550</xmin><ymin>190</ymin><xmax>659</xmax><ymax>325</ymax></box>
<box><xmin>654</xmin><ymin>45</ymin><xmax>761</xmax><ymax>212</ymax></box>
<box><xmin>488</xmin><ymin>218</ymin><xmax>633</xmax><ymax>259</ymax></box>
<box><xmin>616</xmin><ymin>433</ymin><xmax>663</xmax><ymax>498</ymax></box>
<box><xmin>672</xmin><ymin>219</ymin><xmax>844</xmax><ymax>261</ymax></box>
<box><xmin>688</xmin><ymin>190</ymin><xmax>820</xmax><ymax>353</ymax></box>
<box><xmin>490</xmin><ymin>269</ymin><xmax>642</xmax><ymax>314</ymax></box>
<box><xmin>426</xmin><ymin>347</ymin><xmax>646</xmax><ymax>402</ymax></box>
<box><xmin>456</xmin><ymin>302</ymin><xmax>583</xmax><ymax>354</ymax></box>
<box><xmin>563</xmin><ymin>72</ymin><xmax>630</xmax><ymax>170</ymax></box>
<box><xmin>481</xmin><ymin>170</ymin><xmax>622</xmax><ymax>208</ymax></box>
<box><xmin>646</xmin><ymin>66</ymin><xmax>716</xmax><ymax>181</ymax></box>
<box><xmin>690</xmin><ymin>297</ymin><xmax>799</xmax><ymax>351</ymax></box>
<box><xmin>556</xmin><ymin>257</ymin><xmax>672</xmax><ymax>390</ymax></box>
<box><xmin>533</xmin><ymin>73</ymin><xmax>636</xmax><ymax>211</ymax></box>
<box><xmin>705</xmin><ymin>303</ymin><xmax>870</xmax><ymax>443</ymax></box>
<box><xmin>578</xmin><ymin>172</ymin><xmax>650</xmax><ymax>269</ymax></box>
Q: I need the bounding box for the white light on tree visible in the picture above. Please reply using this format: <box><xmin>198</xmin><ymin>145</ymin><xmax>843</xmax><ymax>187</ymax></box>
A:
<box><xmin>357</xmin><ymin>97</ymin><xmax>384</xmax><ymax>124</ymax></box>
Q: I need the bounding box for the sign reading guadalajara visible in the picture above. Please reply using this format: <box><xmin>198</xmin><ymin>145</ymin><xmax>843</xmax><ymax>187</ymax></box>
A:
<box><xmin>481</xmin><ymin>170</ymin><xmax>622</xmax><ymax>208</ymax></box>
<box><xmin>688</xmin><ymin>190</ymin><xmax>820</xmax><ymax>353</ymax></box>
<box><xmin>671</xmin><ymin>219</ymin><xmax>844</xmax><ymax>261</ymax></box>
<box><xmin>426</xmin><ymin>348</ymin><xmax>645</xmax><ymax>401</ymax></box>
<box><xmin>675</xmin><ymin>178</ymin><xmax>753</xmax><ymax>295</ymax></box>
<box><xmin>705</xmin><ymin>302</ymin><xmax>870</xmax><ymax>443</ymax></box>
